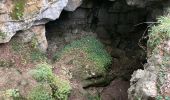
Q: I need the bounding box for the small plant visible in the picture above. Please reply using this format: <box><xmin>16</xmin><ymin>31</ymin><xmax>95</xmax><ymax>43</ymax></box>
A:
<box><xmin>4</xmin><ymin>89</ymin><xmax>20</xmax><ymax>99</ymax></box>
<box><xmin>30</xmin><ymin>63</ymin><xmax>53</xmax><ymax>82</ymax></box>
<box><xmin>10</xmin><ymin>0</ymin><xmax>26</xmax><ymax>20</ymax></box>
<box><xmin>28</xmin><ymin>84</ymin><xmax>53</xmax><ymax>100</ymax></box>
<box><xmin>52</xmin><ymin>77</ymin><xmax>71</xmax><ymax>100</ymax></box>
<box><xmin>30</xmin><ymin>63</ymin><xmax>72</xmax><ymax>100</ymax></box>
<box><xmin>148</xmin><ymin>16</ymin><xmax>170</xmax><ymax>51</ymax></box>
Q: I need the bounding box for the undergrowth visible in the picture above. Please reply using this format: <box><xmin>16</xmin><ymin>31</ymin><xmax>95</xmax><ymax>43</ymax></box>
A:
<box><xmin>148</xmin><ymin>15</ymin><xmax>170</xmax><ymax>99</ymax></box>
<box><xmin>2</xmin><ymin>89</ymin><xmax>21</xmax><ymax>100</ymax></box>
<box><xmin>28</xmin><ymin>84</ymin><xmax>53</xmax><ymax>100</ymax></box>
<box><xmin>30</xmin><ymin>63</ymin><xmax>71</xmax><ymax>100</ymax></box>
<box><xmin>10</xmin><ymin>0</ymin><xmax>26</xmax><ymax>20</ymax></box>
<box><xmin>148</xmin><ymin>16</ymin><xmax>170</xmax><ymax>51</ymax></box>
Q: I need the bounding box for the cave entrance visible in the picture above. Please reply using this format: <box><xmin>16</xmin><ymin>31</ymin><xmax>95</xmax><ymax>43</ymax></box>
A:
<box><xmin>45</xmin><ymin>0</ymin><xmax>149</xmax><ymax>99</ymax></box>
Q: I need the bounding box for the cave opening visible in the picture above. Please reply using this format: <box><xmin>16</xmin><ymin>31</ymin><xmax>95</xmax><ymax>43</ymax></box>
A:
<box><xmin>45</xmin><ymin>0</ymin><xmax>149</xmax><ymax>99</ymax></box>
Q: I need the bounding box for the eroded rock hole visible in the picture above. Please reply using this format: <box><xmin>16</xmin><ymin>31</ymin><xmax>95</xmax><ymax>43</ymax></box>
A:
<box><xmin>45</xmin><ymin>0</ymin><xmax>148</xmax><ymax>99</ymax></box>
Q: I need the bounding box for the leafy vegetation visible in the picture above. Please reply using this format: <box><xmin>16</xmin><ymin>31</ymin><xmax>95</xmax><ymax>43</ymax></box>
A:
<box><xmin>10</xmin><ymin>0</ymin><xmax>26</xmax><ymax>20</ymax></box>
<box><xmin>54</xmin><ymin>36</ymin><xmax>112</xmax><ymax>73</ymax></box>
<box><xmin>148</xmin><ymin>16</ymin><xmax>170</xmax><ymax>51</ymax></box>
<box><xmin>148</xmin><ymin>15</ymin><xmax>170</xmax><ymax>99</ymax></box>
<box><xmin>3</xmin><ymin>89</ymin><xmax>21</xmax><ymax>99</ymax></box>
<box><xmin>31</xmin><ymin>64</ymin><xmax>53</xmax><ymax>82</ymax></box>
<box><xmin>28</xmin><ymin>84</ymin><xmax>53</xmax><ymax>100</ymax></box>
<box><xmin>30</xmin><ymin>63</ymin><xmax>71</xmax><ymax>100</ymax></box>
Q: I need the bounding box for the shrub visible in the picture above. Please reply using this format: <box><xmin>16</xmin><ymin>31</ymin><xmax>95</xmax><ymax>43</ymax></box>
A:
<box><xmin>10</xmin><ymin>0</ymin><xmax>26</xmax><ymax>20</ymax></box>
<box><xmin>30</xmin><ymin>63</ymin><xmax>53</xmax><ymax>82</ymax></box>
<box><xmin>28</xmin><ymin>84</ymin><xmax>53</xmax><ymax>100</ymax></box>
<box><xmin>3</xmin><ymin>89</ymin><xmax>20</xmax><ymax>100</ymax></box>
<box><xmin>30</xmin><ymin>63</ymin><xmax>71</xmax><ymax>100</ymax></box>
<box><xmin>52</xmin><ymin>77</ymin><xmax>71</xmax><ymax>100</ymax></box>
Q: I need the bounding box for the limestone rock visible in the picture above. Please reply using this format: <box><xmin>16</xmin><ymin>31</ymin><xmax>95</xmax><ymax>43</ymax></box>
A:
<box><xmin>0</xmin><ymin>0</ymin><xmax>68</xmax><ymax>43</ymax></box>
<box><xmin>31</xmin><ymin>25</ymin><xmax>48</xmax><ymax>53</ymax></box>
<box><xmin>64</xmin><ymin>0</ymin><xmax>83</xmax><ymax>11</ymax></box>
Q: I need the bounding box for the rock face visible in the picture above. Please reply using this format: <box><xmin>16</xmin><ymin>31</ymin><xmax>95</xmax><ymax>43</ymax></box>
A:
<box><xmin>64</xmin><ymin>0</ymin><xmax>83</xmax><ymax>11</ymax></box>
<box><xmin>0</xmin><ymin>0</ymin><xmax>83</xmax><ymax>51</ymax></box>
<box><xmin>128</xmin><ymin>8</ymin><xmax>170</xmax><ymax>100</ymax></box>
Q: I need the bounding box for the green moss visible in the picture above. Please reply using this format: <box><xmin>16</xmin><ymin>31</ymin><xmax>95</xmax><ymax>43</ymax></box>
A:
<box><xmin>30</xmin><ymin>63</ymin><xmax>71</xmax><ymax>100</ymax></box>
<box><xmin>54</xmin><ymin>36</ymin><xmax>112</xmax><ymax>73</ymax></box>
<box><xmin>11</xmin><ymin>0</ymin><xmax>26</xmax><ymax>20</ymax></box>
<box><xmin>28</xmin><ymin>84</ymin><xmax>53</xmax><ymax>100</ymax></box>
<box><xmin>148</xmin><ymin>16</ymin><xmax>170</xmax><ymax>51</ymax></box>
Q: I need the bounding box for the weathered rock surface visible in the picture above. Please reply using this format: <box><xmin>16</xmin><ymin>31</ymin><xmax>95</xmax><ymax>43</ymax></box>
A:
<box><xmin>64</xmin><ymin>0</ymin><xmax>82</xmax><ymax>11</ymax></box>
<box><xmin>0</xmin><ymin>0</ymin><xmax>83</xmax><ymax>52</ymax></box>
<box><xmin>128</xmin><ymin>9</ymin><xmax>170</xmax><ymax>99</ymax></box>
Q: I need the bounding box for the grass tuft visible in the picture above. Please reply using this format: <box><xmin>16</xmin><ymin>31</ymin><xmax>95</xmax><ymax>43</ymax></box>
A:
<box><xmin>10</xmin><ymin>0</ymin><xmax>26</xmax><ymax>20</ymax></box>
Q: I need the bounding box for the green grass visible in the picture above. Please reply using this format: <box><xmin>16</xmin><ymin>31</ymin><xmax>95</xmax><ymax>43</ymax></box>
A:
<box><xmin>30</xmin><ymin>63</ymin><xmax>71</xmax><ymax>100</ymax></box>
<box><xmin>10</xmin><ymin>0</ymin><xmax>26</xmax><ymax>20</ymax></box>
<box><xmin>30</xmin><ymin>64</ymin><xmax>53</xmax><ymax>82</ymax></box>
<box><xmin>54</xmin><ymin>36</ymin><xmax>112</xmax><ymax>73</ymax></box>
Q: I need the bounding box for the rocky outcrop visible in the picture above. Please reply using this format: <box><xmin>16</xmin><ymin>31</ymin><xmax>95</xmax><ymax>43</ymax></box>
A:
<box><xmin>128</xmin><ymin>9</ymin><xmax>170</xmax><ymax>99</ymax></box>
<box><xmin>0</xmin><ymin>0</ymin><xmax>83</xmax><ymax>52</ymax></box>
<box><xmin>64</xmin><ymin>0</ymin><xmax>83</xmax><ymax>11</ymax></box>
